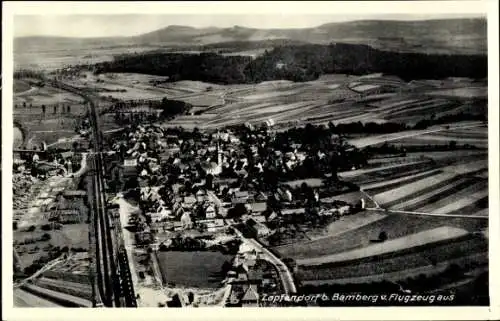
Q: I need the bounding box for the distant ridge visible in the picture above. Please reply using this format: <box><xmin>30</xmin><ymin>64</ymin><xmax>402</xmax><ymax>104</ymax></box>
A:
<box><xmin>15</xmin><ymin>18</ymin><xmax>487</xmax><ymax>55</ymax></box>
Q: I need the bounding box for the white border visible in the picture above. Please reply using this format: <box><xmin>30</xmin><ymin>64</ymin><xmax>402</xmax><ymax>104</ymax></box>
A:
<box><xmin>2</xmin><ymin>1</ymin><xmax>499</xmax><ymax>320</ymax></box>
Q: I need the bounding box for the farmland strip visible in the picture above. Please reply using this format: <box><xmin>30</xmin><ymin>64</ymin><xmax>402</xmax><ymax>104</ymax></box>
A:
<box><xmin>416</xmin><ymin>180</ymin><xmax>488</xmax><ymax>212</ymax></box>
<box><xmin>440</xmin><ymin>193</ymin><xmax>489</xmax><ymax>214</ymax></box>
<box><xmin>363</xmin><ymin>169</ymin><xmax>442</xmax><ymax>194</ymax></box>
<box><xmin>296</xmin><ymin>226</ymin><xmax>469</xmax><ymax>266</ymax></box>
<box><xmin>393</xmin><ymin>177</ymin><xmax>476</xmax><ymax>211</ymax></box>
<box><xmin>374</xmin><ymin>172</ymin><xmax>457</xmax><ymax>206</ymax></box>
<box><xmin>300</xmin><ymin>252</ymin><xmax>488</xmax><ymax>285</ymax></box>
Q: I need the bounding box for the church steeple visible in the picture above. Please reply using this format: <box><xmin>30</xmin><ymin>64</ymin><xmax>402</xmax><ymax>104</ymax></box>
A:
<box><xmin>217</xmin><ymin>132</ymin><xmax>222</xmax><ymax>167</ymax></box>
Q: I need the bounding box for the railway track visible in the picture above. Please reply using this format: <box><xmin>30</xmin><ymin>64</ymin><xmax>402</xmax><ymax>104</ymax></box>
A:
<box><xmin>53</xmin><ymin>79</ymin><xmax>137</xmax><ymax>307</ymax></box>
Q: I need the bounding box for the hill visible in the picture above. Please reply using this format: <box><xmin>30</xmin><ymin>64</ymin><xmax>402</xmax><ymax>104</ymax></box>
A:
<box><xmin>15</xmin><ymin>18</ymin><xmax>487</xmax><ymax>55</ymax></box>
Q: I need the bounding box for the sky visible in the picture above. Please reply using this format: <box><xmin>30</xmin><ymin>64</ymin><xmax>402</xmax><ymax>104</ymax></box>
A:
<box><xmin>14</xmin><ymin>13</ymin><xmax>485</xmax><ymax>38</ymax></box>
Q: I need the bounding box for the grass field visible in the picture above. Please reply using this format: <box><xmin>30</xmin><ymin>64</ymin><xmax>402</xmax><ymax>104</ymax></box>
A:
<box><xmin>356</xmin><ymin>154</ymin><xmax>489</xmax><ymax>215</ymax></box>
<box><xmin>297</xmin><ymin>226</ymin><xmax>469</xmax><ymax>266</ymax></box>
<box><xmin>274</xmin><ymin>212</ymin><xmax>487</xmax><ymax>261</ymax></box>
<box><xmin>14</xmin><ymin>80</ymin><xmax>32</xmax><ymax>93</ymax></box>
<box><xmin>14</xmin><ymin>84</ymin><xmax>84</xmax><ymax>106</ymax></box>
<box><xmin>299</xmin><ymin>248</ymin><xmax>487</xmax><ymax>284</ymax></box>
<box><xmin>156</xmin><ymin>251</ymin><xmax>232</xmax><ymax>289</ymax></box>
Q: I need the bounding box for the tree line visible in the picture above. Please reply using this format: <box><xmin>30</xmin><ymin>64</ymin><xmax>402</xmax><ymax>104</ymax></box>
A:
<box><xmin>92</xmin><ymin>43</ymin><xmax>486</xmax><ymax>84</ymax></box>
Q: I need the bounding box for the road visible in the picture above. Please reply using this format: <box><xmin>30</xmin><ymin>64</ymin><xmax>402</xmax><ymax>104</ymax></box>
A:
<box><xmin>365</xmin><ymin>207</ymin><xmax>488</xmax><ymax>219</ymax></box>
<box><xmin>232</xmin><ymin>227</ymin><xmax>297</xmax><ymax>295</ymax></box>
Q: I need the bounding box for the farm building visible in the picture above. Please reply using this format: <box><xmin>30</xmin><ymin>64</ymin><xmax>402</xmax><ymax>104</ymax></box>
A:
<box><xmin>232</xmin><ymin>190</ymin><xmax>250</xmax><ymax>205</ymax></box>
<box><xmin>246</xmin><ymin>218</ymin><xmax>272</xmax><ymax>237</ymax></box>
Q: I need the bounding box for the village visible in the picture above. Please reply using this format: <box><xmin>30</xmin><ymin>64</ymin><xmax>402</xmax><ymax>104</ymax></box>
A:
<box><xmin>99</xmin><ymin>120</ymin><xmax>366</xmax><ymax>307</ymax></box>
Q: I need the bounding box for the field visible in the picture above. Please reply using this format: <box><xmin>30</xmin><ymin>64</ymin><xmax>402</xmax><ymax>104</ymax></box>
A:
<box><xmin>14</xmin><ymin>82</ymin><xmax>85</xmax><ymax>107</ymax></box>
<box><xmin>274</xmin><ymin>212</ymin><xmax>487</xmax><ymax>261</ymax></box>
<box><xmin>299</xmin><ymin>245</ymin><xmax>487</xmax><ymax>284</ymax></box>
<box><xmin>14</xmin><ymin>42</ymin><xmax>161</xmax><ymax>71</ymax></box>
<box><xmin>156</xmin><ymin>251</ymin><xmax>233</xmax><ymax>289</ymax></box>
<box><xmin>58</xmin><ymin>71</ymin><xmax>487</xmax><ymax>131</ymax></box>
<box><xmin>347</xmin><ymin>122</ymin><xmax>487</xmax><ymax>148</ymax></box>
<box><xmin>297</xmin><ymin>226</ymin><xmax>469</xmax><ymax>266</ymax></box>
<box><xmin>360</xmin><ymin>157</ymin><xmax>488</xmax><ymax>216</ymax></box>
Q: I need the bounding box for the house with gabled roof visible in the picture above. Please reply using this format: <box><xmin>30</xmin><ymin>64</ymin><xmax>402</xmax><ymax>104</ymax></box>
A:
<box><xmin>240</xmin><ymin>283</ymin><xmax>259</xmax><ymax>307</ymax></box>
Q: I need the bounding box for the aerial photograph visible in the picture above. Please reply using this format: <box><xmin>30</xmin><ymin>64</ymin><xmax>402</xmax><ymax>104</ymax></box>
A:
<box><xmin>10</xmin><ymin>10</ymin><xmax>489</xmax><ymax>308</ymax></box>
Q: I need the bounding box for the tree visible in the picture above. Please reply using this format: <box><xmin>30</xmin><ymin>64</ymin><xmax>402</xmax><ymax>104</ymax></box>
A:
<box><xmin>205</xmin><ymin>174</ymin><xmax>214</xmax><ymax>190</ymax></box>
<box><xmin>42</xmin><ymin>104</ymin><xmax>46</xmax><ymax>115</ymax></box>
<box><xmin>53</xmin><ymin>105</ymin><xmax>57</xmax><ymax>114</ymax></box>
<box><xmin>41</xmin><ymin>233</ymin><xmax>51</xmax><ymax>241</ymax></box>
<box><xmin>227</xmin><ymin>203</ymin><xmax>247</xmax><ymax>219</ymax></box>
<box><xmin>187</xmin><ymin>292</ymin><xmax>195</xmax><ymax>305</ymax></box>
<box><xmin>27</xmin><ymin>225</ymin><xmax>36</xmax><ymax>232</ymax></box>
<box><xmin>378</xmin><ymin>231</ymin><xmax>388</xmax><ymax>242</ymax></box>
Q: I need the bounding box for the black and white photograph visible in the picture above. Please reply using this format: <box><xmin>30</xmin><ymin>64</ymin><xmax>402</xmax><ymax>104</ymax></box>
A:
<box><xmin>2</xmin><ymin>1</ymin><xmax>499</xmax><ymax>319</ymax></box>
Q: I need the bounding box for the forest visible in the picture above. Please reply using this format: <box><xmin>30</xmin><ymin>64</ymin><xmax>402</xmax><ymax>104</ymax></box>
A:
<box><xmin>93</xmin><ymin>43</ymin><xmax>487</xmax><ymax>84</ymax></box>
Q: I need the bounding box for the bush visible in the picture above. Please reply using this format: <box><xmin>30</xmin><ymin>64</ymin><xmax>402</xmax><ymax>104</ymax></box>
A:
<box><xmin>40</xmin><ymin>233</ymin><xmax>51</xmax><ymax>241</ymax></box>
<box><xmin>41</xmin><ymin>224</ymin><xmax>52</xmax><ymax>231</ymax></box>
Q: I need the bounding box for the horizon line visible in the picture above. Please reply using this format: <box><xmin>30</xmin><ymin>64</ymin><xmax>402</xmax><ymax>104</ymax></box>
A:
<box><xmin>14</xmin><ymin>15</ymin><xmax>485</xmax><ymax>39</ymax></box>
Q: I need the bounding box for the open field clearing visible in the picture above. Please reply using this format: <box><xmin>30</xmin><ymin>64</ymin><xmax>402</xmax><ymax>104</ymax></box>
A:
<box><xmin>363</xmin><ymin>169</ymin><xmax>444</xmax><ymax>195</ymax></box>
<box><xmin>388</xmin><ymin>137</ymin><xmax>487</xmax><ymax>148</ymax></box>
<box><xmin>274</xmin><ymin>212</ymin><xmax>487</xmax><ymax>260</ymax></box>
<box><xmin>417</xmin><ymin>180</ymin><xmax>488</xmax><ymax>214</ymax></box>
<box><xmin>350</xmin><ymin>84</ymin><xmax>381</xmax><ymax>92</ymax></box>
<box><xmin>34</xmin><ymin>277</ymin><xmax>93</xmax><ymax>300</ymax></box>
<box><xmin>306</xmin><ymin>211</ymin><xmax>388</xmax><ymax>241</ymax></box>
<box><xmin>427</xmin><ymin>87</ymin><xmax>487</xmax><ymax>98</ymax></box>
<box><xmin>299</xmin><ymin>251</ymin><xmax>487</xmax><ymax>284</ymax></box>
<box><xmin>50</xmin><ymin>224</ymin><xmax>89</xmax><ymax>250</ymax></box>
<box><xmin>339</xmin><ymin>160</ymin><xmax>430</xmax><ymax>180</ymax></box>
<box><xmin>391</xmin><ymin>176</ymin><xmax>477</xmax><ymax>211</ymax></box>
<box><xmin>348</xmin><ymin>122</ymin><xmax>486</xmax><ymax>148</ymax></box>
<box><xmin>221</xmin><ymin>48</ymin><xmax>269</xmax><ymax>58</ymax></box>
<box><xmin>14</xmin><ymin>80</ymin><xmax>32</xmax><ymax>93</ymax></box>
<box><xmin>156</xmin><ymin>251</ymin><xmax>232</xmax><ymax>289</ymax></box>
<box><xmin>15</xmin><ymin>45</ymin><xmax>160</xmax><ymax>70</ymax></box>
<box><xmin>14</xmin><ymin>85</ymin><xmax>84</xmax><ymax>106</ymax></box>
<box><xmin>374</xmin><ymin>172</ymin><xmax>462</xmax><ymax>207</ymax></box>
<box><xmin>297</xmin><ymin>226</ymin><xmax>469</xmax><ymax>266</ymax></box>
<box><xmin>356</xmin><ymin>155</ymin><xmax>488</xmax><ymax>215</ymax></box>
<box><xmin>369</xmin><ymin>97</ymin><xmax>427</xmax><ymax>110</ymax></box>
<box><xmin>393</xmin><ymin>134</ymin><xmax>487</xmax><ymax>147</ymax></box>
<box><xmin>439</xmin><ymin>159</ymin><xmax>487</xmax><ymax>175</ymax></box>
<box><xmin>341</xmin><ymin>161</ymin><xmax>437</xmax><ymax>187</ymax></box>
<box><xmin>366</xmin><ymin>154</ymin><xmax>427</xmax><ymax>167</ymax></box>
<box><xmin>21</xmin><ymin>283</ymin><xmax>92</xmax><ymax>307</ymax></box>
<box><xmin>321</xmin><ymin>191</ymin><xmax>377</xmax><ymax>208</ymax></box>
<box><xmin>18</xmin><ymin>117</ymin><xmax>80</xmax><ymax>146</ymax></box>
<box><xmin>410</xmin><ymin>150</ymin><xmax>487</xmax><ymax>161</ymax></box>
<box><xmin>14</xmin><ymin>288</ymin><xmax>61</xmax><ymax>307</ymax></box>
<box><xmin>383</xmin><ymin>101</ymin><xmax>459</xmax><ymax>121</ymax></box>
<box><xmin>433</xmin><ymin>190</ymin><xmax>488</xmax><ymax>214</ymax></box>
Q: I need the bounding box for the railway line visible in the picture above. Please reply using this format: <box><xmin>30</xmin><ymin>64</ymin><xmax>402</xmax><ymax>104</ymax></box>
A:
<box><xmin>53</xmin><ymin>79</ymin><xmax>137</xmax><ymax>307</ymax></box>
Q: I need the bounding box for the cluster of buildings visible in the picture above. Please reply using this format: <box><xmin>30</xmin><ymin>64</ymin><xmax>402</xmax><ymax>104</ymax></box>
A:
<box><xmin>225</xmin><ymin>242</ymin><xmax>280</xmax><ymax>307</ymax></box>
<box><xmin>104</xmin><ymin>122</ymin><xmax>366</xmax><ymax>306</ymax></box>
